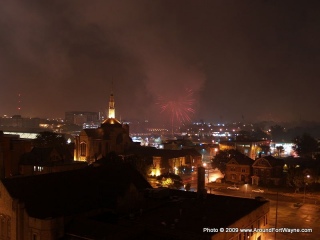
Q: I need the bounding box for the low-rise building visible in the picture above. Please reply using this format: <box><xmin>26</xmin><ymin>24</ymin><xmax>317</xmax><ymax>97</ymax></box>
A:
<box><xmin>225</xmin><ymin>155</ymin><xmax>254</xmax><ymax>184</ymax></box>
<box><xmin>219</xmin><ymin>140</ymin><xmax>269</xmax><ymax>160</ymax></box>
<box><xmin>128</xmin><ymin>146</ymin><xmax>202</xmax><ymax>176</ymax></box>
<box><xmin>20</xmin><ymin>146</ymin><xmax>86</xmax><ymax>176</ymax></box>
<box><xmin>0</xmin><ymin>131</ymin><xmax>33</xmax><ymax>178</ymax></box>
<box><xmin>252</xmin><ymin>156</ymin><xmax>284</xmax><ymax>185</ymax></box>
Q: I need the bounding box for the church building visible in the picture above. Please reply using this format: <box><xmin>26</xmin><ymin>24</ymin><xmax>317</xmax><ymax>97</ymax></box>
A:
<box><xmin>74</xmin><ymin>92</ymin><xmax>132</xmax><ymax>162</ymax></box>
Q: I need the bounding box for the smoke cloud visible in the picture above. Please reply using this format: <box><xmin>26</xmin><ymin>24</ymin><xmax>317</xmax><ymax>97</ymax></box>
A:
<box><xmin>0</xmin><ymin>0</ymin><xmax>319</xmax><ymax>123</ymax></box>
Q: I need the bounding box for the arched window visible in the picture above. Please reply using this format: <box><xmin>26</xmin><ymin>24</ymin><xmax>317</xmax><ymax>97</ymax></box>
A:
<box><xmin>7</xmin><ymin>217</ymin><xmax>10</xmax><ymax>238</ymax></box>
<box><xmin>80</xmin><ymin>142</ymin><xmax>87</xmax><ymax>156</ymax></box>
<box><xmin>0</xmin><ymin>215</ymin><xmax>6</xmax><ymax>238</ymax></box>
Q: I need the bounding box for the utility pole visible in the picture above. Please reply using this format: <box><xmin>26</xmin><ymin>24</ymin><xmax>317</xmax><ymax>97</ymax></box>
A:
<box><xmin>274</xmin><ymin>192</ymin><xmax>279</xmax><ymax>240</ymax></box>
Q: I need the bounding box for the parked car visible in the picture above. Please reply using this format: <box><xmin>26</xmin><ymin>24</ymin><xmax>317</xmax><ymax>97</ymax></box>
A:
<box><xmin>227</xmin><ymin>185</ymin><xmax>239</xmax><ymax>190</ymax></box>
<box><xmin>255</xmin><ymin>196</ymin><xmax>267</xmax><ymax>201</ymax></box>
<box><xmin>252</xmin><ymin>188</ymin><xmax>264</xmax><ymax>193</ymax></box>
<box><xmin>294</xmin><ymin>202</ymin><xmax>303</xmax><ymax>207</ymax></box>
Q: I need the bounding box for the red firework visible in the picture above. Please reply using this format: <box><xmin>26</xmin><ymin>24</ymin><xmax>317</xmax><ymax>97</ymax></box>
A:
<box><xmin>157</xmin><ymin>88</ymin><xmax>195</xmax><ymax>126</ymax></box>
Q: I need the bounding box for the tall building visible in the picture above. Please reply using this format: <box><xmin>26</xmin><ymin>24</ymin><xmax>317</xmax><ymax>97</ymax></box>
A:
<box><xmin>0</xmin><ymin>115</ymin><xmax>40</xmax><ymax>129</ymax></box>
<box><xmin>0</xmin><ymin>132</ymin><xmax>33</xmax><ymax>178</ymax></box>
<box><xmin>74</xmin><ymin>92</ymin><xmax>132</xmax><ymax>162</ymax></box>
<box><xmin>65</xmin><ymin>111</ymin><xmax>100</xmax><ymax>126</ymax></box>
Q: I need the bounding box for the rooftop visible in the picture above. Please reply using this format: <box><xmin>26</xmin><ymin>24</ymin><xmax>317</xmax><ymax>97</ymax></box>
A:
<box><xmin>2</xmin><ymin>162</ymin><xmax>151</xmax><ymax>219</ymax></box>
<box><xmin>65</xmin><ymin>189</ymin><xmax>269</xmax><ymax>240</ymax></box>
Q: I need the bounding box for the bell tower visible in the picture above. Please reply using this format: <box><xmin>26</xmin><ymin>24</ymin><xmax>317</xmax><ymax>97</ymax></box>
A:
<box><xmin>108</xmin><ymin>81</ymin><xmax>116</xmax><ymax>119</ymax></box>
<box><xmin>108</xmin><ymin>90</ymin><xmax>115</xmax><ymax>119</ymax></box>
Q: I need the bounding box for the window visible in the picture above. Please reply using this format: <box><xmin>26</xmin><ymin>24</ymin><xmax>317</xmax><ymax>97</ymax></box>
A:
<box><xmin>7</xmin><ymin>218</ymin><xmax>10</xmax><ymax>238</ymax></box>
<box><xmin>0</xmin><ymin>220</ymin><xmax>3</xmax><ymax>237</ymax></box>
<box><xmin>80</xmin><ymin>142</ymin><xmax>86</xmax><ymax>156</ymax></box>
<box><xmin>241</xmin><ymin>169</ymin><xmax>246</xmax><ymax>173</ymax></box>
<box><xmin>99</xmin><ymin>142</ymin><xmax>102</xmax><ymax>153</ymax></box>
<box><xmin>266</xmin><ymin>170</ymin><xmax>270</xmax><ymax>177</ymax></box>
<box><xmin>105</xmin><ymin>142</ymin><xmax>109</xmax><ymax>152</ymax></box>
<box><xmin>0</xmin><ymin>216</ymin><xmax>5</xmax><ymax>238</ymax></box>
<box><xmin>231</xmin><ymin>167</ymin><xmax>236</xmax><ymax>171</ymax></box>
<box><xmin>33</xmin><ymin>166</ymin><xmax>44</xmax><ymax>172</ymax></box>
<box><xmin>33</xmin><ymin>233</ymin><xmax>38</xmax><ymax>240</ymax></box>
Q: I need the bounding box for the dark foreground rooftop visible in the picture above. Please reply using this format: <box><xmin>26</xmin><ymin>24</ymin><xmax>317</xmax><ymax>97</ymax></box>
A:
<box><xmin>64</xmin><ymin>189</ymin><xmax>268</xmax><ymax>240</ymax></box>
<box><xmin>2</xmin><ymin>162</ymin><xmax>151</xmax><ymax>219</ymax></box>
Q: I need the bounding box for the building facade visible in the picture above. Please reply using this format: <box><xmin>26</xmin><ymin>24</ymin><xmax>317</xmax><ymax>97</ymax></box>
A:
<box><xmin>252</xmin><ymin>156</ymin><xmax>284</xmax><ymax>185</ymax></box>
<box><xmin>0</xmin><ymin>132</ymin><xmax>33</xmax><ymax>178</ymax></box>
<box><xmin>225</xmin><ymin>156</ymin><xmax>253</xmax><ymax>184</ymax></box>
<box><xmin>65</xmin><ymin>111</ymin><xmax>100</xmax><ymax>126</ymax></box>
<box><xmin>219</xmin><ymin>140</ymin><xmax>269</xmax><ymax>160</ymax></box>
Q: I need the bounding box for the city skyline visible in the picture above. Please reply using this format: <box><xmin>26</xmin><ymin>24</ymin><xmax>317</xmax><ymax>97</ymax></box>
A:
<box><xmin>1</xmin><ymin>0</ymin><xmax>320</xmax><ymax>124</ymax></box>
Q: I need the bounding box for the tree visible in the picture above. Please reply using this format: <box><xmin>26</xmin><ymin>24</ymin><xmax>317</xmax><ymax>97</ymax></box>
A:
<box><xmin>286</xmin><ymin>167</ymin><xmax>304</xmax><ymax>192</ymax></box>
<box><xmin>276</xmin><ymin>146</ymin><xmax>284</xmax><ymax>157</ymax></box>
<box><xmin>270</xmin><ymin>125</ymin><xmax>286</xmax><ymax>142</ymax></box>
<box><xmin>258</xmin><ymin>145</ymin><xmax>271</xmax><ymax>156</ymax></box>
<box><xmin>293</xmin><ymin>133</ymin><xmax>318</xmax><ymax>158</ymax></box>
<box><xmin>251</xmin><ymin>127</ymin><xmax>269</xmax><ymax>140</ymax></box>
<box><xmin>34</xmin><ymin>131</ymin><xmax>67</xmax><ymax>148</ymax></box>
<box><xmin>156</xmin><ymin>173</ymin><xmax>183</xmax><ymax>189</ymax></box>
<box><xmin>125</xmin><ymin>154</ymin><xmax>152</xmax><ymax>178</ymax></box>
<box><xmin>236</xmin><ymin>130</ymin><xmax>252</xmax><ymax>141</ymax></box>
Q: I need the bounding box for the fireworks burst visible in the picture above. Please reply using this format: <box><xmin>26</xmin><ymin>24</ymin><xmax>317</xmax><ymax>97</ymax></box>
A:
<box><xmin>157</xmin><ymin>88</ymin><xmax>195</xmax><ymax>133</ymax></box>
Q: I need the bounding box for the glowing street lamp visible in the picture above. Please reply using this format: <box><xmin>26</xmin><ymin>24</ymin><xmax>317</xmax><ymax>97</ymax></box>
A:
<box><xmin>245</xmin><ymin>184</ymin><xmax>248</xmax><ymax>196</ymax></box>
<box><xmin>202</xmin><ymin>163</ymin><xmax>209</xmax><ymax>183</ymax></box>
<box><xmin>303</xmin><ymin>174</ymin><xmax>310</xmax><ymax>203</ymax></box>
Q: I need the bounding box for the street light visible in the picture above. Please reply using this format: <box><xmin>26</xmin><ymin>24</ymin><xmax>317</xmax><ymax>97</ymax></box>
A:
<box><xmin>203</xmin><ymin>163</ymin><xmax>209</xmax><ymax>183</ymax></box>
<box><xmin>303</xmin><ymin>174</ymin><xmax>310</xmax><ymax>203</ymax></box>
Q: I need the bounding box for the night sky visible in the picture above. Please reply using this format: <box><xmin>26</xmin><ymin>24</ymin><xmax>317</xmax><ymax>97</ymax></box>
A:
<box><xmin>1</xmin><ymin>0</ymin><xmax>320</xmax><ymax>124</ymax></box>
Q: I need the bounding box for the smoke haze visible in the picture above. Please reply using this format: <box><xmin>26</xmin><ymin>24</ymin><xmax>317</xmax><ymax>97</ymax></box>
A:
<box><xmin>0</xmin><ymin>0</ymin><xmax>319</xmax><ymax>123</ymax></box>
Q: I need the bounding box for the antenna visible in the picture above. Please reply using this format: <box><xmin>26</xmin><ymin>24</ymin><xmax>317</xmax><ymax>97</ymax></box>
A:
<box><xmin>17</xmin><ymin>93</ymin><xmax>22</xmax><ymax>114</ymax></box>
<box><xmin>112</xmin><ymin>80</ymin><xmax>114</xmax><ymax>94</ymax></box>
<box><xmin>111</xmin><ymin>75</ymin><xmax>114</xmax><ymax>95</ymax></box>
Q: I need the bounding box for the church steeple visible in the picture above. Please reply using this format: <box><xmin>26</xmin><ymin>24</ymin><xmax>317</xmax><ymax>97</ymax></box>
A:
<box><xmin>108</xmin><ymin>93</ymin><xmax>115</xmax><ymax>119</ymax></box>
<box><xmin>101</xmin><ymin>83</ymin><xmax>121</xmax><ymax>126</ymax></box>
<box><xmin>108</xmin><ymin>82</ymin><xmax>115</xmax><ymax>118</ymax></box>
